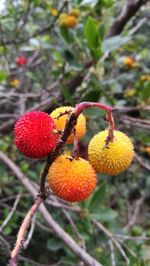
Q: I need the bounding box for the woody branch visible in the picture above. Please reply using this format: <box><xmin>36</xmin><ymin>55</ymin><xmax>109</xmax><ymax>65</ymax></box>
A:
<box><xmin>9</xmin><ymin>101</ymin><xmax>114</xmax><ymax>266</ymax></box>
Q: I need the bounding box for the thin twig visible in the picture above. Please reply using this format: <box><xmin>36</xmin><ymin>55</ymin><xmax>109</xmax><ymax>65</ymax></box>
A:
<box><xmin>119</xmin><ymin>115</ymin><xmax>150</xmax><ymax>130</ymax></box>
<box><xmin>0</xmin><ymin>201</ymin><xmax>53</xmax><ymax>234</ymax></box>
<box><xmin>124</xmin><ymin>197</ymin><xmax>145</xmax><ymax>230</ymax></box>
<box><xmin>46</xmin><ymin>198</ymin><xmax>81</xmax><ymax>212</ymax></box>
<box><xmin>115</xmin><ymin>234</ymin><xmax>150</xmax><ymax>241</ymax></box>
<box><xmin>93</xmin><ymin>219</ymin><xmax>130</xmax><ymax>265</ymax></box>
<box><xmin>62</xmin><ymin>208</ymin><xmax>86</xmax><ymax>251</ymax></box>
<box><xmin>0</xmin><ymin>234</ymin><xmax>59</xmax><ymax>266</ymax></box>
<box><xmin>135</xmin><ymin>152</ymin><xmax>150</xmax><ymax>171</ymax></box>
<box><xmin>0</xmin><ymin>193</ymin><xmax>21</xmax><ymax>232</ymax></box>
<box><xmin>114</xmin><ymin>105</ymin><xmax>150</xmax><ymax>112</ymax></box>
<box><xmin>119</xmin><ymin>240</ymin><xmax>137</xmax><ymax>258</ymax></box>
<box><xmin>0</xmin><ymin>151</ymin><xmax>103</xmax><ymax>266</ymax></box>
<box><xmin>24</xmin><ymin>215</ymin><xmax>36</xmax><ymax>249</ymax></box>
<box><xmin>10</xmin><ymin>197</ymin><xmax>43</xmax><ymax>266</ymax></box>
<box><xmin>108</xmin><ymin>240</ymin><xmax>116</xmax><ymax>266</ymax></box>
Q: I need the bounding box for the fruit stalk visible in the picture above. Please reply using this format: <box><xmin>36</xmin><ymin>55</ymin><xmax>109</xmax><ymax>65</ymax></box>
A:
<box><xmin>105</xmin><ymin>111</ymin><xmax>115</xmax><ymax>146</ymax></box>
<box><xmin>72</xmin><ymin>128</ymin><xmax>80</xmax><ymax>159</ymax></box>
<box><xmin>74</xmin><ymin>101</ymin><xmax>113</xmax><ymax>116</ymax></box>
<box><xmin>74</xmin><ymin>101</ymin><xmax>115</xmax><ymax>144</ymax></box>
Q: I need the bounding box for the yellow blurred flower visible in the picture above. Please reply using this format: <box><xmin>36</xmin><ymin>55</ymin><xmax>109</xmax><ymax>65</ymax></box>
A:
<box><xmin>140</xmin><ymin>145</ymin><xmax>150</xmax><ymax>156</ymax></box>
<box><xmin>10</xmin><ymin>79</ymin><xmax>20</xmax><ymax>88</ymax></box>
<box><xmin>140</xmin><ymin>75</ymin><xmax>150</xmax><ymax>81</ymax></box>
<box><xmin>124</xmin><ymin>88</ymin><xmax>136</xmax><ymax>98</ymax></box>
<box><xmin>49</xmin><ymin>7</ymin><xmax>58</xmax><ymax>16</ymax></box>
<box><xmin>123</xmin><ymin>56</ymin><xmax>138</xmax><ymax>68</ymax></box>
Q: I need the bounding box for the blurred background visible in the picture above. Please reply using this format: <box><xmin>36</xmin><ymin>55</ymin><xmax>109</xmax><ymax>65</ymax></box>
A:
<box><xmin>0</xmin><ymin>0</ymin><xmax>150</xmax><ymax>265</ymax></box>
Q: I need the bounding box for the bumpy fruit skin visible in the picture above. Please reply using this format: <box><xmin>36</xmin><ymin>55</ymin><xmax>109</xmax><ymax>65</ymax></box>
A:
<box><xmin>50</xmin><ymin>106</ymin><xmax>86</xmax><ymax>144</ymax></box>
<box><xmin>48</xmin><ymin>155</ymin><xmax>97</xmax><ymax>202</ymax></box>
<box><xmin>16</xmin><ymin>56</ymin><xmax>27</xmax><ymax>67</ymax></box>
<box><xmin>88</xmin><ymin>130</ymin><xmax>134</xmax><ymax>175</ymax></box>
<box><xmin>14</xmin><ymin>111</ymin><xmax>58</xmax><ymax>159</ymax></box>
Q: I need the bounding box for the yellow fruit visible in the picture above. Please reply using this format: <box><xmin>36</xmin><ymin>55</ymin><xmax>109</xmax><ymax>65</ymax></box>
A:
<box><xmin>140</xmin><ymin>75</ymin><xmax>150</xmax><ymax>81</ymax></box>
<box><xmin>88</xmin><ymin>130</ymin><xmax>134</xmax><ymax>175</ymax></box>
<box><xmin>59</xmin><ymin>14</ymin><xmax>78</xmax><ymax>28</ymax></box>
<box><xmin>59</xmin><ymin>13</ymin><xmax>68</xmax><ymax>27</ymax></box>
<box><xmin>10</xmin><ymin>79</ymin><xmax>20</xmax><ymax>88</ymax></box>
<box><xmin>69</xmin><ymin>8</ymin><xmax>80</xmax><ymax>18</ymax></box>
<box><xmin>49</xmin><ymin>7</ymin><xmax>58</xmax><ymax>16</ymax></box>
<box><xmin>123</xmin><ymin>56</ymin><xmax>137</xmax><ymax>68</ymax></box>
<box><xmin>48</xmin><ymin>154</ymin><xmax>97</xmax><ymax>202</ymax></box>
<box><xmin>123</xmin><ymin>88</ymin><xmax>136</xmax><ymax>98</ymax></box>
<box><xmin>50</xmin><ymin>106</ymin><xmax>86</xmax><ymax>144</ymax></box>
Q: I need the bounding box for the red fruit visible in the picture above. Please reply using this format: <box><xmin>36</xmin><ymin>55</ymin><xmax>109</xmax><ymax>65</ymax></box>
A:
<box><xmin>16</xmin><ymin>56</ymin><xmax>27</xmax><ymax>67</ymax></box>
<box><xmin>14</xmin><ymin>111</ymin><xmax>58</xmax><ymax>158</ymax></box>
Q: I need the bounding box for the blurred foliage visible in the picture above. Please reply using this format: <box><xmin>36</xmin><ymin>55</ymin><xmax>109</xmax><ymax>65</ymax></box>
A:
<box><xmin>0</xmin><ymin>0</ymin><xmax>150</xmax><ymax>265</ymax></box>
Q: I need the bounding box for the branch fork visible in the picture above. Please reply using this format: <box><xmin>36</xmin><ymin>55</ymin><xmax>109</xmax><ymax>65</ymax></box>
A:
<box><xmin>9</xmin><ymin>101</ymin><xmax>115</xmax><ymax>266</ymax></box>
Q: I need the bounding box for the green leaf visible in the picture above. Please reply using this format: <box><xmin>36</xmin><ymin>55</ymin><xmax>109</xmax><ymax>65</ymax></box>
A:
<box><xmin>60</xmin><ymin>27</ymin><xmax>73</xmax><ymax>44</ymax></box>
<box><xmin>0</xmin><ymin>71</ymin><xmax>8</xmax><ymax>83</ymax></box>
<box><xmin>102</xmin><ymin>36</ymin><xmax>131</xmax><ymax>52</ymax></box>
<box><xmin>84</xmin><ymin>16</ymin><xmax>100</xmax><ymax>50</ymax></box>
<box><xmin>83</xmin><ymin>89</ymin><xmax>101</xmax><ymax>101</ymax></box>
<box><xmin>47</xmin><ymin>238</ymin><xmax>62</xmax><ymax>251</ymax></box>
<box><xmin>20</xmin><ymin>162</ymin><xmax>29</xmax><ymax>173</ymax></box>
<box><xmin>3</xmin><ymin>226</ymin><xmax>12</xmax><ymax>235</ymax></box>
<box><xmin>101</xmin><ymin>0</ymin><xmax>114</xmax><ymax>8</ymax></box>
<box><xmin>141</xmin><ymin>81</ymin><xmax>150</xmax><ymax>101</ymax></box>
<box><xmin>91</xmin><ymin>47</ymin><xmax>103</xmax><ymax>60</ymax></box>
<box><xmin>91</xmin><ymin>207</ymin><xmax>118</xmax><ymax>221</ymax></box>
<box><xmin>99</xmin><ymin>24</ymin><xmax>106</xmax><ymax>41</ymax></box>
<box><xmin>81</xmin><ymin>0</ymin><xmax>98</xmax><ymax>7</ymax></box>
<box><xmin>61</xmin><ymin>85</ymin><xmax>74</xmax><ymax>105</ymax></box>
<box><xmin>26</xmin><ymin>71</ymin><xmax>37</xmax><ymax>81</ymax></box>
<box><xmin>63</xmin><ymin>49</ymin><xmax>75</xmax><ymax>64</ymax></box>
<box><xmin>88</xmin><ymin>182</ymin><xmax>107</xmax><ymax>211</ymax></box>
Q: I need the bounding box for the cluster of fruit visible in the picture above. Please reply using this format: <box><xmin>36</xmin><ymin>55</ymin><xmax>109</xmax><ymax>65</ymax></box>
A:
<box><xmin>59</xmin><ymin>8</ymin><xmax>80</xmax><ymax>28</ymax></box>
<box><xmin>14</xmin><ymin>106</ymin><xmax>134</xmax><ymax>202</ymax></box>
